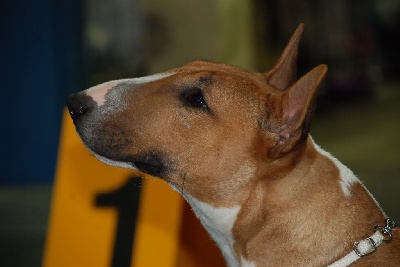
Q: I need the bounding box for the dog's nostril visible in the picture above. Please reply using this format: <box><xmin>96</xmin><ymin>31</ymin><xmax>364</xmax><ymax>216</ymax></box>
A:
<box><xmin>67</xmin><ymin>93</ymin><xmax>95</xmax><ymax>119</ymax></box>
<box><xmin>69</xmin><ymin>104</ymin><xmax>86</xmax><ymax>118</ymax></box>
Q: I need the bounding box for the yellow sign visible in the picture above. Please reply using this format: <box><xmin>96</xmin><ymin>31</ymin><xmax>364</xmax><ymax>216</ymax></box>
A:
<box><xmin>43</xmin><ymin>110</ymin><xmax>224</xmax><ymax>267</ymax></box>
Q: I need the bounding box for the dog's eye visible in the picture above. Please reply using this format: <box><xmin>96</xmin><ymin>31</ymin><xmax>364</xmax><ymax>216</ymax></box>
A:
<box><xmin>180</xmin><ymin>87</ymin><xmax>209</xmax><ymax>110</ymax></box>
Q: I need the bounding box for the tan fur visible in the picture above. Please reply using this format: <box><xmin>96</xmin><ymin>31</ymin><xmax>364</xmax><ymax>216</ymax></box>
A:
<box><xmin>68</xmin><ymin>24</ymin><xmax>399</xmax><ymax>266</ymax></box>
<box><xmin>232</xmin><ymin>138</ymin><xmax>400</xmax><ymax>266</ymax></box>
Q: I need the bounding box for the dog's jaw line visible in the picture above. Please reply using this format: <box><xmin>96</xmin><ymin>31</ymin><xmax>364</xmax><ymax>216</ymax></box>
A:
<box><xmin>87</xmin><ymin>147</ymin><xmax>139</xmax><ymax>171</ymax></box>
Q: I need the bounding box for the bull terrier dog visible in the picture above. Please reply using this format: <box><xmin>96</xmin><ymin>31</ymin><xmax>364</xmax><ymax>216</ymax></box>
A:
<box><xmin>67</xmin><ymin>24</ymin><xmax>399</xmax><ymax>266</ymax></box>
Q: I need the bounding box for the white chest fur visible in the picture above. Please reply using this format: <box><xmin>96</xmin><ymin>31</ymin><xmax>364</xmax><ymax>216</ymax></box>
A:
<box><xmin>183</xmin><ymin>194</ymin><xmax>241</xmax><ymax>267</ymax></box>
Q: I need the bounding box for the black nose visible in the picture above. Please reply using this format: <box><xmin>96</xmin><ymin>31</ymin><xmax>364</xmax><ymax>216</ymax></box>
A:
<box><xmin>67</xmin><ymin>92</ymin><xmax>95</xmax><ymax>120</ymax></box>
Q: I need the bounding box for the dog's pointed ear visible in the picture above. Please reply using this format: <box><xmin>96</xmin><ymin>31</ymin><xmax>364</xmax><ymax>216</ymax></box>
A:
<box><xmin>264</xmin><ymin>24</ymin><xmax>304</xmax><ymax>91</ymax></box>
<box><xmin>268</xmin><ymin>64</ymin><xmax>327</xmax><ymax>159</ymax></box>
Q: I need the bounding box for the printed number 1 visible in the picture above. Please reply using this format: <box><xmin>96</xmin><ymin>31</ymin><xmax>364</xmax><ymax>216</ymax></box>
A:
<box><xmin>96</xmin><ymin>176</ymin><xmax>143</xmax><ymax>267</ymax></box>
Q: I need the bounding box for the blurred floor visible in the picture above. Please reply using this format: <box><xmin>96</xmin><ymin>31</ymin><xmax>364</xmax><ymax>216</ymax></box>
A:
<box><xmin>0</xmin><ymin>82</ymin><xmax>399</xmax><ymax>267</ymax></box>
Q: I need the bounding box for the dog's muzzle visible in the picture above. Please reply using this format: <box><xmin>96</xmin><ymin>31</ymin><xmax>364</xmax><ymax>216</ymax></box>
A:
<box><xmin>66</xmin><ymin>91</ymin><xmax>169</xmax><ymax>178</ymax></box>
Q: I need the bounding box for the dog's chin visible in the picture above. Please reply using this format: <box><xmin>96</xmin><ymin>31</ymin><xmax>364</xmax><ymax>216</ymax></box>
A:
<box><xmin>89</xmin><ymin>149</ymin><xmax>137</xmax><ymax>170</ymax></box>
<box><xmin>87</xmin><ymin>148</ymin><xmax>166</xmax><ymax>178</ymax></box>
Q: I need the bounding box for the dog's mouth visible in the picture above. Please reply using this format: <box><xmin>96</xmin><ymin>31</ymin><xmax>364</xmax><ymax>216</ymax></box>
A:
<box><xmin>128</xmin><ymin>154</ymin><xmax>167</xmax><ymax>177</ymax></box>
<box><xmin>89</xmin><ymin>148</ymin><xmax>167</xmax><ymax>178</ymax></box>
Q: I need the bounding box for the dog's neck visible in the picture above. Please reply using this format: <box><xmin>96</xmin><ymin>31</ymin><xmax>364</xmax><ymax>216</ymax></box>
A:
<box><xmin>182</xmin><ymin>194</ymin><xmax>242</xmax><ymax>266</ymax></box>
<box><xmin>177</xmin><ymin>136</ymin><xmax>385</xmax><ymax>267</ymax></box>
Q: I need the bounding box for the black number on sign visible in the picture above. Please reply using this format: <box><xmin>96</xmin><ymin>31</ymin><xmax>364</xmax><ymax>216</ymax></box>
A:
<box><xmin>96</xmin><ymin>176</ymin><xmax>143</xmax><ymax>267</ymax></box>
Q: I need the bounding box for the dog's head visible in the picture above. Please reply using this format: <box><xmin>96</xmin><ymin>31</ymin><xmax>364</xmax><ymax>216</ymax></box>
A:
<box><xmin>68</xmin><ymin>24</ymin><xmax>327</xmax><ymax>205</ymax></box>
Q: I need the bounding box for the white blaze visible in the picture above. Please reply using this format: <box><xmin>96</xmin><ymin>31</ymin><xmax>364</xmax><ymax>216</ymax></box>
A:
<box><xmin>85</xmin><ymin>72</ymin><xmax>174</xmax><ymax>106</ymax></box>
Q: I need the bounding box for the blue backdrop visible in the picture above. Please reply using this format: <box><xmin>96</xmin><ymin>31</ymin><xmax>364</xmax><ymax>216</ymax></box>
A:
<box><xmin>0</xmin><ymin>0</ymin><xmax>83</xmax><ymax>184</ymax></box>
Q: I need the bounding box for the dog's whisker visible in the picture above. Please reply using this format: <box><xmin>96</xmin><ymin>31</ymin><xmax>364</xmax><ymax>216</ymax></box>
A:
<box><xmin>143</xmin><ymin>176</ymin><xmax>156</xmax><ymax>187</ymax></box>
<box><xmin>128</xmin><ymin>175</ymin><xmax>156</xmax><ymax>188</ymax></box>
<box><xmin>181</xmin><ymin>173</ymin><xmax>187</xmax><ymax>194</ymax></box>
